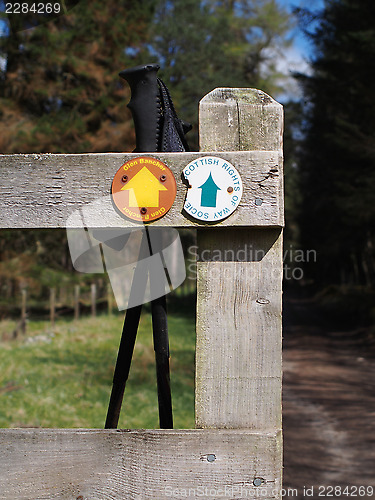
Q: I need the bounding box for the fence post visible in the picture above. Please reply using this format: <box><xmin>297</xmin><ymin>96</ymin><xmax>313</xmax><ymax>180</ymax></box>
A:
<box><xmin>74</xmin><ymin>285</ymin><xmax>80</xmax><ymax>320</ymax></box>
<box><xmin>13</xmin><ymin>288</ymin><xmax>27</xmax><ymax>339</ymax></box>
<box><xmin>196</xmin><ymin>87</ymin><xmax>283</xmax><ymax>462</ymax></box>
<box><xmin>91</xmin><ymin>283</ymin><xmax>96</xmax><ymax>318</ymax></box>
<box><xmin>107</xmin><ymin>283</ymin><xmax>113</xmax><ymax>316</ymax></box>
<box><xmin>21</xmin><ymin>288</ymin><xmax>27</xmax><ymax>335</ymax></box>
<box><xmin>49</xmin><ymin>288</ymin><xmax>56</xmax><ymax>327</ymax></box>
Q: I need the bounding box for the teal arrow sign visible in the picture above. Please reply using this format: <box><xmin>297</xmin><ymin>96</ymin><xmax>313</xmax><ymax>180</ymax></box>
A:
<box><xmin>199</xmin><ymin>172</ymin><xmax>221</xmax><ymax>208</ymax></box>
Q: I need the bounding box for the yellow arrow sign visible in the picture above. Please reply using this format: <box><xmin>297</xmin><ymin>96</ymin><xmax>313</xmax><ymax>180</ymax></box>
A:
<box><xmin>121</xmin><ymin>167</ymin><xmax>167</xmax><ymax>207</ymax></box>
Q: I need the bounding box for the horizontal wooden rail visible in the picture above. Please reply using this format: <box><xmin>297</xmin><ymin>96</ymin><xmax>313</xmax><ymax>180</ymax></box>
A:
<box><xmin>0</xmin><ymin>151</ymin><xmax>283</xmax><ymax>229</ymax></box>
<box><xmin>0</xmin><ymin>88</ymin><xmax>284</xmax><ymax>498</ymax></box>
<box><xmin>0</xmin><ymin>428</ymin><xmax>282</xmax><ymax>500</ymax></box>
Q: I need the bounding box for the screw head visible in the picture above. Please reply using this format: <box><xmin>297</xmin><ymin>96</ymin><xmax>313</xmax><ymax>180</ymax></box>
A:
<box><xmin>227</xmin><ymin>186</ymin><xmax>234</xmax><ymax>193</ymax></box>
<box><xmin>121</xmin><ymin>175</ymin><xmax>128</xmax><ymax>183</ymax></box>
<box><xmin>160</xmin><ymin>174</ymin><xmax>167</xmax><ymax>182</ymax></box>
<box><xmin>256</xmin><ymin>298</ymin><xmax>270</xmax><ymax>305</ymax></box>
<box><xmin>140</xmin><ymin>207</ymin><xmax>147</xmax><ymax>215</ymax></box>
<box><xmin>253</xmin><ymin>478</ymin><xmax>263</xmax><ymax>487</ymax></box>
<box><xmin>207</xmin><ymin>454</ymin><xmax>216</xmax><ymax>462</ymax></box>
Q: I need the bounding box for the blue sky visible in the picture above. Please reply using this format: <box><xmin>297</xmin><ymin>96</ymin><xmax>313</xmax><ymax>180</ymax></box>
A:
<box><xmin>272</xmin><ymin>0</ymin><xmax>325</xmax><ymax>100</ymax></box>
<box><xmin>278</xmin><ymin>0</ymin><xmax>325</xmax><ymax>56</ymax></box>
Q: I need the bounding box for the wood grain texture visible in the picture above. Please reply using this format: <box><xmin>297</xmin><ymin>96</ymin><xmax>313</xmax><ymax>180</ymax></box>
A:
<box><xmin>199</xmin><ymin>88</ymin><xmax>283</xmax><ymax>152</ymax></box>
<box><xmin>0</xmin><ymin>429</ymin><xmax>282</xmax><ymax>500</ymax></box>
<box><xmin>0</xmin><ymin>151</ymin><xmax>283</xmax><ymax>229</ymax></box>
<box><xmin>196</xmin><ymin>88</ymin><xmax>283</xmax><ymax>431</ymax></box>
<box><xmin>195</xmin><ymin>227</ymin><xmax>282</xmax><ymax>430</ymax></box>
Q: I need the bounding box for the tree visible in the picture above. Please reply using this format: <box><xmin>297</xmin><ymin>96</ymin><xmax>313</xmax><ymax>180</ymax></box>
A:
<box><xmin>283</xmin><ymin>100</ymin><xmax>303</xmax><ymax>249</ymax></box>
<box><xmin>0</xmin><ymin>0</ymin><xmax>156</xmax><ymax>153</ymax></box>
<box><xmin>148</xmin><ymin>0</ymin><xmax>291</xmax><ymax>148</ymax></box>
<box><xmin>1</xmin><ymin>0</ymin><xmax>292</xmax><ymax>152</ymax></box>
<box><xmin>0</xmin><ymin>0</ymin><xmax>157</xmax><ymax>306</ymax></box>
<box><xmin>296</xmin><ymin>0</ymin><xmax>375</xmax><ymax>287</ymax></box>
<box><xmin>0</xmin><ymin>0</ymin><xmax>293</xmax><ymax>307</ymax></box>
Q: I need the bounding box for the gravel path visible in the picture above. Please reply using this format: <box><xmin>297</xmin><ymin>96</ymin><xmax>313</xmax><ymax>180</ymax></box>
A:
<box><xmin>282</xmin><ymin>292</ymin><xmax>375</xmax><ymax>499</ymax></box>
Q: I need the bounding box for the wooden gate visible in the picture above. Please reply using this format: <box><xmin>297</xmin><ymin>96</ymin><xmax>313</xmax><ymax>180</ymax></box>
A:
<box><xmin>0</xmin><ymin>87</ymin><xmax>283</xmax><ymax>500</ymax></box>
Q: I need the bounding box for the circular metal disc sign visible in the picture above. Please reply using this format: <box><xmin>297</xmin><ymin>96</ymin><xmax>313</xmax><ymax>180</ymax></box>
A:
<box><xmin>182</xmin><ymin>156</ymin><xmax>243</xmax><ymax>222</ymax></box>
<box><xmin>111</xmin><ymin>157</ymin><xmax>177</xmax><ymax>222</ymax></box>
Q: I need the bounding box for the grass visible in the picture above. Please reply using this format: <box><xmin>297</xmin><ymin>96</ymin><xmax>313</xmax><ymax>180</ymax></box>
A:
<box><xmin>0</xmin><ymin>309</ymin><xmax>196</xmax><ymax>429</ymax></box>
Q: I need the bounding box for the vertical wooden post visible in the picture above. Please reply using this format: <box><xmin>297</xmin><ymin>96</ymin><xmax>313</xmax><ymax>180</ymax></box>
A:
<box><xmin>21</xmin><ymin>288</ymin><xmax>27</xmax><ymax>336</ymax></box>
<box><xmin>49</xmin><ymin>288</ymin><xmax>56</xmax><ymax>327</ymax></box>
<box><xmin>196</xmin><ymin>87</ymin><xmax>283</xmax><ymax>469</ymax></box>
<box><xmin>58</xmin><ymin>286</ymin><xmax>67</xmax><ymax>306</ymax></box>
<box><xmin>74</xmin><ymin>285</ymin><xmax>80</xmax><ymax>320</ymax></box>
<box><xmin>107</xmin><ymin>283</ymin><xmax>113</xmax><ymax>316</ymax></box>
<box><xmin>6</xmin><ymin>279</ymin><xmax>12</xmax><ymax>299</ymax></box>
<box><xmin>12</xmin><ymin>288</ymin><xmax>27</xmax><ymax>339</ymax></box>
<box><xmin>91</xmin><ymin>283</ymin><xmax>96</xmax><ymax>318</ymax></box>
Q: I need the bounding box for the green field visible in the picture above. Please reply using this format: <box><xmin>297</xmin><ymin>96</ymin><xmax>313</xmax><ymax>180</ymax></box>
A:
<box><xmin>0</xmin><ymin>310</ymin><xmax>195</xmax><ymax>429</ymax></box>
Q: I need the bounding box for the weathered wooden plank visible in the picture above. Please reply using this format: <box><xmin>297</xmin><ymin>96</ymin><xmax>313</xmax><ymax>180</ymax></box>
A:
<box><xmin>196</xmin><ymin>89</ymin><xmax>283</xmax><ymax>430</ymax></box>
<box><xmin>195</xmin><ymin>227</ymin><xmax>282</xmax><ymax>430</ymax></box>
<box><xmin>0</xmin><ymin>429</ymin><xmax>282</xmax><ymax>500</ymax></box>
<box><xmin>199</xmin><ymin>89</ymin><xmax>240</xmax><ymax>151</ymax></box>
<box><xmin>0</xmin><ymin>151</ymin><xmax>283</xmax><ymax>229</ymax></box>
<box><xmin>199</xmin><ymin>88</ymin><xmax>283</xmax><ymax>152</ymax></box>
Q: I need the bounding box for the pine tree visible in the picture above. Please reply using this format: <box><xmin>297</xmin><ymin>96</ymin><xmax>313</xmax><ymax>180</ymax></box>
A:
<box><xmin>0</xmin><ymin>0</ymin><xmax>157</xmax><ymax>304</ymax></box>
<box><xmin>296</xmin><ymin>0</ymin><xmax>375</xmax><ymax>287</ymax></box>
<box><xmin>1</xmin><ymin>0</ymin><xmax>291</xmax><ymax>152</ymax></box>
<box><xmin>0</xmin><ymin>0</ymin><xmax>156</xmax><ymax>153</ymax></box>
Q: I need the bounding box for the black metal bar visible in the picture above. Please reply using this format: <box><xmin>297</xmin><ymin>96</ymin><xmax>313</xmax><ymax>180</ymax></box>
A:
<box><xmin>145</xmin><ymin>227</ymin><xmax>173</xmax><ymax>428</ymax></box>
<box><xmin>104</xmin><ymin>232</ymin><xmax>149</xmax><ymax>429</ymax></box>
<box><xmin>104</xmin><ymin>304</ymin><xmax>142</xmax><ymax>429</ymax></box>
<box><xmin>151</xmin><ymin>295</ymin><xmax>173</xmax><ymax>429</ymax></box>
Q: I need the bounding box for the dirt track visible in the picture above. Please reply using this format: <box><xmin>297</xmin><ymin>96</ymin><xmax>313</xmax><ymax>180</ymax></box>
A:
<box><xmin>283</xmin><ymin>292</ymin><xmax>375</xmax><ymax>499</ymax></box>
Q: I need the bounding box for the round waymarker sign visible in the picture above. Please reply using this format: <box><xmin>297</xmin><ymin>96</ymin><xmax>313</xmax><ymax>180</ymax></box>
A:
<box><xmin>182</xmin><ymin>156</ymin><xmax>243</xmax><ymax>222</ymax></box>
<box><xmin>111</xmin><ymin>156</ymin><xmax>177</xmax><ymax>223</ymax></box>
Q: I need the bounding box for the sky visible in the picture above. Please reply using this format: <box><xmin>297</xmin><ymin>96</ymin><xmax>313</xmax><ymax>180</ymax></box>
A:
<box><xmin>273</xmin><ymin>0</ymin><xmax>325</xmax><ymax>101</ymax></box>
<box><xmin>278</xmin><ymin>0</ymin><xmax>325</xmax><ymax>54</ymax></box>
